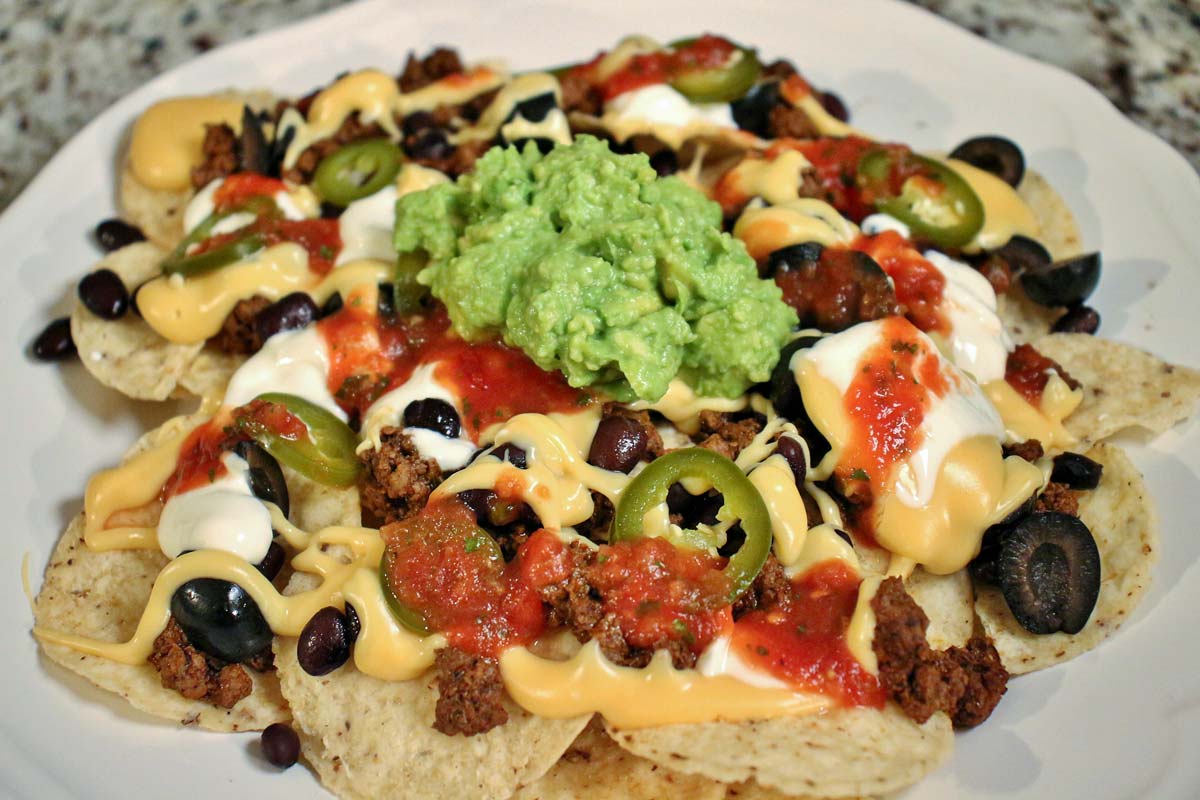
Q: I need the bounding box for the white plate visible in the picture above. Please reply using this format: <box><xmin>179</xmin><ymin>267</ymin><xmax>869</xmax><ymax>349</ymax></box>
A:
<box><xmin>3</xmin><ymin>0</ymin><xmax>1198</xmax><ymax>797</ymax></box>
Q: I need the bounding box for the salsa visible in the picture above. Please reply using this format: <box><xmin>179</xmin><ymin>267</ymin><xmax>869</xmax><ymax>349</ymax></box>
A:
<box><xmin>733</xmin><ymin>559</ymin><xmax>885</xmax><ymax>707</ymax></box>
<box><xmin>1005</xmin><ymin>343</ymin><xmax>1072</xmax><ymax>404</ymax></box>
<box><xmin>852</xmin><ymin>230</ymin><xmax>949</xmax><ymax>333</ymax></box>
<box><xmin>192</xmin><ymin>217</ymin><xmax>342</xmax><ymax>275</ymax></box>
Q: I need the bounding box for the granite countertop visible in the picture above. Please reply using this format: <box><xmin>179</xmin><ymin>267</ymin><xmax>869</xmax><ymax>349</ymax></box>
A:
<box><xmin>1</xmin><ymin>0</ymin><xmax>1197</xmax><ymax>210</ymax></box>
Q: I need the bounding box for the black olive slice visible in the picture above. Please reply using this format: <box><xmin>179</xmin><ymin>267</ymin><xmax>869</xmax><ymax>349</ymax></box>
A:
<box><xmin>491</xmin><ymin>443</ymin><xmax>527</xmax><ymax>469</ymax></box>
<box><xmin>508</xmin><ymin>91</ymin><xmax>557</xmax><ymax>124</ymax></box>
<box><xmin>239</xmin><ymin>105</ymin><xmax>272</xmax><ymax>176</ymax></box>
<box><xmin>171</xmin><ymin>578</ymin><xmax>273</xmax><ymax>663</ymax></box>
<box><xmin>968</xmin><ymin>493</ymin><xmax>1036</xmax><ymax>586</ymax></box>
<box><xmin>235</xmin><ymin>440</ymin><xmax>290</xmax><ymax>518</ymax></box>
<box><xmin>1051</xmin><ymin>452</ymin><xmax>1104</xmax><ymax>490</ymax></box>
<box><xmin>730</xmin><ymin>80</ymin><xmax>782</xmax><ymax>138</ymax></box>
<box><xmin>765</xmin><ymin>241</ymin><xmax>824</xmax><ymax>278</ymax></box>
<box><xmin>949</xmin><ymin>135</ymin><xmax>1025</xmax><ymax>187</ymax></box>
<box><xmin>1019</xmin><ymin>252</ymin><xmax>1101</xmax><ymax>308</ymax></box>
<box><xmin>997</xmin><ymin>512</ymin><xmax>1101</xmax><ymax>635</ymax></box>
<box><xmin>504</xmin><ymin>137</ymin><xmax>556</xmax><ymax>155</ymax></box>
<box><xmin>993</xmin><ymin>234</ymin><xmax>1051</xmax><ymax>275</ymax></box>
<box><xmin>767</xmin><ymin>336</ymin><xmax>830</xmax><ymax>464</ymax></box>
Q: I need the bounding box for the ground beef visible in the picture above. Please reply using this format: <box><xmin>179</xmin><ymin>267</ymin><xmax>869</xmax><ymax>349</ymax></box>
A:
<box><xmin>1003</xmin><ymin>439</ymin><xmax>1045</xmax><ymax>463</ymax></box>
<box><xmin>871</xmin><ymin>577</ymin><xmax>1008</xmax><ymax>728</ymax></box>
<box><xmin>148</xmin><ymin>618</ymin><xmax>254</xmax><ymax>709</ymax></box>
<box><xmin>560</xmin><ymin>70</ymin><xmax>602</xmax><ymax>115</ymax></box>
<box><xmin>358</xmin><ymin>428</ymin><xmax>443</xmax><ymax>526</ymax></box>
<box><xmin>767</xmin><ymin>104</ymin><xmax>819</xmax><ymax>139</ymax></box>
<box><xmin>776</xmin><ymin>249</ymin><xmax>902</xmax><ymax>332</ymax></box>
<box><xmin>600</xmin><ymin>402</ymin><xmax>665</xmax><ymax>459</ymax></box>
<box><xmin>732</xmin><ymin>555</ymin><xmax>790</xmax><ymax>618</ymax></box>
<box><xmin>191</xmin><ymin>123</ymin><xmax>240</xmax><ymax>189</ymax></box>
<box><xmin>539</xmin><ymin>542</ymin><xmax>696</xmax><ymax>670</ymax></box>
<box><xmin>432</xmin><ymin>647</ymin><xmax>508</xmax><ymax>736</ymax></box>
<box><xmin>282</xmin><ymin>113</ymin><xmax>387</xmax><ymax>184</ymax></box>
<box><xmin>693</xmin><ymin>411</ymin><xmax>763</xmax><ymax>460</ymax></box>
<box><xmin>399</xmin><ymin>48</ymin><xmax>465</xmax><ymax>92</ymax></box>
<box><xmin>207</xmin><ymin>296</ymin><xmax>271</xmax><ymax>355</ymax></box>
<box><xmin>1035</xmin><ymin>482</ymin><xmax>1080</xmax><ymax>516</ymax></box>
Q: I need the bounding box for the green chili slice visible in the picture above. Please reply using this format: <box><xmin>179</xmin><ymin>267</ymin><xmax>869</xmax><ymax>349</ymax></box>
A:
<box><xmin>314</xmin><ymin>139</ymin><xmax>403</xmax><ymax>207</ymax></box>
<box><xmin>162</xmin><ymin>232</ymin><xmax>267</xmax><ymax>277</ymax></box>
<box><xmin>668</xmin><ymin>38</ymin><xmax>762</xmax><ymax>104</ymax></box>
<box><xmin>392</xmin><ymin>251</ymin><xmax>429</xmax><ymax>315</ymax></box>
<box><xmin>236</xmin><ymin>392</ymin><xmax>360</xmax><ymax>486</ymax></box>
<box><xmin>380</xmin><ymin>551</ymin><xmax>434</xmax><ymax>636</ymax></box>
<box><xmin>857</xmin><ymin>150</ymin><xmax>984</xmax><ymax>249</ymax></box>
<box><xmin>611</xmin><ymin>448</ymin><xmax>771</xmax><ymax>603</ymax></box>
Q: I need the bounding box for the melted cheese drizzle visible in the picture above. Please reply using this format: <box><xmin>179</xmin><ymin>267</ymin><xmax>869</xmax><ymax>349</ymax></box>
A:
<box><xmin>941</xmin><ymin>158</ymin><xmax>1041</xmax><ymax>252</ymax></box>
<box><xmin>734</xmin><ymin>199</ymin><xmax>859</xmax><ymax>262</ymax></box>
<box><xmin>136</xmin><ymin>245</ymin><xmax>393</xmax><ymax>343</ymax></box>
<box><xmin>128</xmin><ymin>97</ymin><xmax>245</xmax><ymax>190</ymax></box>
<box><xmin>984</xmin><ymin>373</ymin><xmax>1081</xmax><ymax>449</ymax></box>
<box><xmin>628</xmin><ymin>378</ymin><xmax>747</xmax><ymax>435</ymax></box>
<box><xmin>723</xmin><ymin>150</ymin><xmax>812</xmax><ymax>207</ymax></box>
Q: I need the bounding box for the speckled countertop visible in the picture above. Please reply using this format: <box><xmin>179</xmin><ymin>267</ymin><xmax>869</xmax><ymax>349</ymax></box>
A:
<box><xmin>1</xmin><ymin>0</ymin><xmax>1197</xmax><ymax>210</ymax></box>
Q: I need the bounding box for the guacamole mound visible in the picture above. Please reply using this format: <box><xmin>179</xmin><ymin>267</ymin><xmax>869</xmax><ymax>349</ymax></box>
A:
<box><xmin>393</xmin><ymin>136</ymin><xmax>797</xmax><ymax>401</ymax></box>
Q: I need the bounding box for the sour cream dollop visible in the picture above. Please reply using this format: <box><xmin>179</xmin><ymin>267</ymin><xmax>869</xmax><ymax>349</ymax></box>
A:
<box><xmin>158</xmin><ymin>451</ymin><xmax>273</xmax><ymax>563</ymax></box>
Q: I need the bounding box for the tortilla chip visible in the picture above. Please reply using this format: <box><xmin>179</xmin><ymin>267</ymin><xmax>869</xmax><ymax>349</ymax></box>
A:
<box><xmin>71</xmin><ymin>242</ymin><xmax>205</xmax><ymax>401</ymax></box>
<box><xmin>118</xmin><ymin>89</ymin><xmax>278</xmax><ymax>250</ymax></box>
<box><xmin>34</xmin><ymin>513</ymin><xmax>289</xmax><ymax>731</ymax></box>
<box><xmin>605</xmin><ymin>705</ymin><xmax>951</xmax><ymax>799</ymax></box>
<box><xmin>1034</xmin><ymin>333</ymin><xmax>1200</xmax><ymax>446</ymax></box>
<box><xmin>974</xmin><ymin>442</ymin><xmax>1158</xmax><ymax>674</ymax></box>
<box><xmin>906</xmin><ymin>567</ymin><xmax>974</xmax><ymax>650</ymax></box>
<box><xmin>175</xmin><ymin>349</ymin><xmax>243</xmax><ymax>400</ymax></box>
<box><xmin>275</xmin><ymin>641</ymin><xmax>590</xmax><ymax>800</ymax></box>
<box><xmin>514</xmin><ymin>718</ymin><xmax>727</xmax><ymax>800</ymax></box>
<box><xmin>997</xmin><ymin>285</ymin><xmax>1061</xmax><ymax>344</ymax></box>
<box><xmin>1017</xmin><ymin>170</ymin><xmax>1081</xmax><ymax>261</ymax></box>
<box><xmin>118</xmin><ymin>167</ymin><xmax>192</xmax><ymax>250</ymax></box>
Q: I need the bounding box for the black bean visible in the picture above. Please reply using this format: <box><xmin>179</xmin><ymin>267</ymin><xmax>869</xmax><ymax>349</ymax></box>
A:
<box><xmin>408</xmin><ymin>128</ymin><xmax>453</xmax><ymax>161</ymax></box>
<box><xmin>1052</xmin><ymin>305</ymin><xmax>1100</xmax><ymax>335</ymax></box>
<box><xmin>587</xmin><ymin>416</ymin><xmax>649</xmax><ymax>473</ymax></box>
<box><xmin>260</xmin><ymin>722</ymin><xmax>301</xmax><ymax>768</ymax></box>
<box><xmin>492</xmin><ymin>443</ymin><xmax>527</xmax><ymax>469</ymax></box>
<box><xmin>255</xmin><ymin>541</ymin><xmax>286</xmax><ymax>581</ymax></box>
<box><xmin>171</xmin><ymin>579</ymin><xmax>273</xmax><ymax>663</ymax></box>
<box><xmin>1051</xmin><ymin>452</ymin><xmax>1104</xmax><ymax>490</ymax></box>
<box><xmin>77</xmin><ymin>268</ymin><xmax>129</xmax><ymax>320</ymax></box>
<box><xmin>320</xmin><ymin>292</ymin><xmax>344</xmax><ymax>318</ymax></box>
<box><xmin>94</xmin><ymin>218</ymin><xmax>145</xmax><ymax>252</ymax></box>
<box><xmin>345</xmin><ymin>603</ymin><xmax>361</xmax><ymax>643</ymax></box>
<box><xmin>458</xmin><ymin>488</ymin><xmax>495</xmax><ymax>520</ymax></box>
<box><xmin>254</xmin><ymin>292</ymin><xmax>319</xmax><ymax>342</ymax></box>
<box><xmin>297</xmin><ymin>606</ymin><xmax>352</xmax><ymax>676</ymax></box>
<box><xmin>403</xmin><ymin>398</ymin><xmax>461</xmax><ymax>438</ymax></box>
<box><xmin>649</xmin><ymin>149</ymin><xmax>678</xmax><ymax>177</ymax></box>
<box><xmin>819</xmin><ymin>91</ymin><xmax>849</xmax><ymax>122</ymax></box>
<box><xmin>774</xmin><ymin>436</ymin><xmax>807</xmax><ymax>485</ymax></box>
<box><xmin>730</xmin><ymin>80</ymin><xmax>781</xmax><ymax>137</ymax></box>
<box><xmin>31</xmin><ymin>317</ymin><xmax>76</xmax><ymax>361</ymax></box>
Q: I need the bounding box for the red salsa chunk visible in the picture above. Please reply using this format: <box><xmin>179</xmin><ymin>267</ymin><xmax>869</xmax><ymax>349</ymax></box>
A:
<box><xmin>852</xmin><ymin>230</ymin><xmax>949</xmax><ymax>333</ymax></box>
<box><xmin>732</xmin><ymin>559</ymin><xmax>885</xmax><ymax>707</ymax></box>
<box><xmin>1005</xmin><ymin>343</ymin><xmax>1076</xmax><ymax>404</ymax></box>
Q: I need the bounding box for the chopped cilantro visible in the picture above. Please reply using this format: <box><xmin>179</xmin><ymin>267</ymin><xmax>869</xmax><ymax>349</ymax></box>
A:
<box><xmin>318</xmin><ymin>245</ymin><xmax>334</xmax><ymax>260</ymax></box>
<box><xmin>892</xmin><ymin>339</ymin><xmax>919</xmax><ymax>355</ymax></box>
<box><xmin>850</xmin><ymin>468</ymin><xmax>870</xmax><ymax>481</ymax></box>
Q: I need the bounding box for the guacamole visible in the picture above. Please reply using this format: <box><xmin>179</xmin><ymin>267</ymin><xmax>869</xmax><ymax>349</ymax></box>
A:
<box><xmin>393</xmin><ymin>136</ymin><xmax>796</xmax><ymax>401</ymax></box>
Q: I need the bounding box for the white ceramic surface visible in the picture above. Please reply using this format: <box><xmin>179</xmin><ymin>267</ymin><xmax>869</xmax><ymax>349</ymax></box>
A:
<box><xmin>3</xmin><ymin>1</ymin><xmax>1198</xmax><ymax>797</ymax></box>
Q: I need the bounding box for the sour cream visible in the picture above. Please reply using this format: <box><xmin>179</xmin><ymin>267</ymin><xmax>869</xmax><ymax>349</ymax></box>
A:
<box><xmin>605</xmin><ymin>84</ymin><xmax>735</xmax><ymax>129</ymax></box>
<box><xmin>183</xmin><ymin>177</ymin><xmax>318</xmax><ymax>237</ymax></box>
<box><xmin>798</xmin><ymin>319</ymin><xmax>1004</xmax><ymax>507</ymax></box>
<box><xmin>335</xmin><ymin>185</ymin><xmax>399</xmax><ymax>266</ymax></box>
<box><xmin>922</xmin><ymin>250</ymin><xmax>1013</xmax><ymax>385</ymax></box>
<box><xmin>223</xmin><ymin>327</ymin><xmax>346</xmax><ymax>421</ymax></box>
<box><xmin>860</xmin><ymin>213</ymin><xmax>911</xmax><ymax>238</ymax></box>
<box><xmin>158</xmin><ymin>451</ymin><xmax>274</xmax><ymax>563</ymax></box>
<box><xmin>359</xmin><ymin>363</ymin><xmax>477</xmax><ymax>471</ymax></box>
